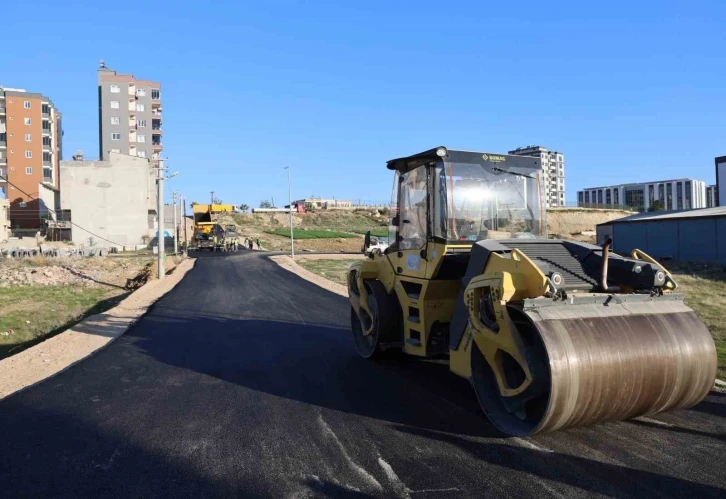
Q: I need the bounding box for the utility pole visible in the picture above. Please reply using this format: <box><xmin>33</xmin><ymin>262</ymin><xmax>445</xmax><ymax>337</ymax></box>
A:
<box><xmin>172</xmin><ymin>190</ymin><xmax>178</xmax><ymax>254</ymax></box>
<box><xmin>182</xmin><ymin>194</ymin><xmax>188</xmax><ymax>255</ymax></box>
<box><xmin>156</xmin><ymin>161</ymin><xmax>165</xmax><ymax>279</ymax></box>
<box><xmin>285</xmin><ymin>166</ymin><xmax>294</xmax><ymax>259</ymax></box>
<box><xmin>211</xmin><ymin>191</ymin><xmax>214</xmax><ymax>206</ymax></box>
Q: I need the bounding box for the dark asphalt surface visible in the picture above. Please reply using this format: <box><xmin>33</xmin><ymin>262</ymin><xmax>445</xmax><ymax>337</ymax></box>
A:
<box><xmin>1</xmin><ymin>251</ymin><xmax>725</xmax><ymax>498</ymax></box>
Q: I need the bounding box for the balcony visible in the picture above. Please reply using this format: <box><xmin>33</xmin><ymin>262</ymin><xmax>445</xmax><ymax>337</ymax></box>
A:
<box><xmin>152</xmin><ymin>142</ymin><xmax>163</xmax><ymax>151</ymax></box>
<box><xmin>152</xmin><ymin>127</ymin><xmax>162</xmax><ymax>135</ymax></box>
<box><xmin>151</xmin><ymin>100</ymin><xmax>161</xmax><ymax>109</ymax></box>
<box><xmin>43</xmin><ymin>176</ymin><xmax>53</xmax><ymax>185</ymax></box>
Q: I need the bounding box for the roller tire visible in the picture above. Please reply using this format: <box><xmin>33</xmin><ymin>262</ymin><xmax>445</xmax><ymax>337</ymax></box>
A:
<box><xmin>351</xmin><ymin>280</ymin><xmax>399</xmax><ymax>359</ymax></box>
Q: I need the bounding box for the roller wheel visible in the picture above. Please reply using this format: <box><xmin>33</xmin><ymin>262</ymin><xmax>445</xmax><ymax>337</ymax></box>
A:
<box><xmin>351</xmin><ymin>280</ymin><xmax>398</xmax><ymax>359</ymax></box>
<box><xmin>470</xmin><ymin>307</ymin><xmax>551</xmax><ymax>436</ymax></box>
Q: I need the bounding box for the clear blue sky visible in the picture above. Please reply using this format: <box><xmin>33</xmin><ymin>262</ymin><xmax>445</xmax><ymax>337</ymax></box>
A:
<box><xmin>3</xmin><ymin>1</ymin><xmax>724</xmax><ymax>207</ymax></box>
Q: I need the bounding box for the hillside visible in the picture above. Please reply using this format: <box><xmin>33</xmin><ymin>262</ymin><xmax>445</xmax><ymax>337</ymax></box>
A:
<box><xmin>213</xmin><ymin>208</ymin><xmax>635</xmax><ymax>251</ymax></box>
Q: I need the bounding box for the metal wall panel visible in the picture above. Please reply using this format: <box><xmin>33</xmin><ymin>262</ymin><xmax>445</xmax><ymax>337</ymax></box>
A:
<box><xmin>612</xmin><ymin>223</ymin><xmax>648</xmax><ymax>255</ymax></box>
<box><xmin>678</xmin><ymin>219</ymin><xmax>717</xmax><ymax>262</ymax></box>
<box><xmin>716</xmin><ymin>218</ymin><xmax>726</xmax><ymax>263</ymax></box>
<box><xmin>645</xmin><ymin>221</ymin><xmax>680</xmax><ymax>259</ymax></box>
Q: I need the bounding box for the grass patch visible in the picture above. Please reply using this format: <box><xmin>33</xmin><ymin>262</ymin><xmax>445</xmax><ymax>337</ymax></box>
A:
<box><xmin>665</xmin><ymin>262</ymin><xmax>726</xmax><ymax>380</ymax></box>
<box><xmin>0</xmin><ymin>286</ymin><xmax>128</xmax><ymax>359</ymax></box>
<box><xmin>266</xmin><ymin>229</ymin><xmax>358</xmax><ymax>239</ymax></box>
<box><xmin>297</xmin><ymin>259</ymin><xmax>361</xmax><ymax>286</ymax></box>
<box><xmin>351</xmin><ymin>229</ymin><xmax>389</xmax><ymax>237</ymax></box>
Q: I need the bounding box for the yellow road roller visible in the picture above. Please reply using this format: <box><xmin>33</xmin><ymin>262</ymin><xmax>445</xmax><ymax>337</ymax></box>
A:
<box><xmin>347</xmin><ymin>147</ymin><xmax>717</xmax><ymax>436</ymax></box>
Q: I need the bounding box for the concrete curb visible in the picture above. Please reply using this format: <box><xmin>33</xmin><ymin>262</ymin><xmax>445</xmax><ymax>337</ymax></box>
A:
<box><xmin>0</xmin><ymin>258</ymin><xmax>196</xmax><ymax>401</ymax></box>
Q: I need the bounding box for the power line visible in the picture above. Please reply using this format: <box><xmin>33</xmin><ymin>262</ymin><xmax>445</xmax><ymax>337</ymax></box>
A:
<box><xmin>1</xmin><ymin>174</ymin><xmax>128</xmax><ymax>247</ymax></box>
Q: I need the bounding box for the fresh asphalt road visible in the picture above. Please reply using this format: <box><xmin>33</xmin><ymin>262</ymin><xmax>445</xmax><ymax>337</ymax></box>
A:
<box><xmin>1</xmin><ymin>252</ymin><xmax>725</xmax><ymax>498</ymax></box>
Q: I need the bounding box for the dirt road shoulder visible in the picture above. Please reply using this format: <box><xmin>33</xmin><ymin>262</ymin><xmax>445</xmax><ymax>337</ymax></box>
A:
<box><xmin>269</xmin><ymin>254</ymin><xmax>361</xmax><ymax>297</ymax></box>
<box><xmin>0</xmin><ymin>258</ymin><xmax>196</xmax><ymax>400</ymax></box>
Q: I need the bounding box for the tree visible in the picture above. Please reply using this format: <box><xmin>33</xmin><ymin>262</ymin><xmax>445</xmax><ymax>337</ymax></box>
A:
<box><xmin>190</xmin><ymin>201</ymin><xmax>198</xmax><ymax>208</ymax></box>
<box><xmin>212</xmin><ymin>197</ymin><xmax>224</xmax><ymax>205</ymax></box>
<box><xmin>259</xmin><ymin>200</ymin><xmax>272</xmax><ymax>209</ymax></box>
<box><xmin>648</xmin><ymin>199</ymin><xmax>665</xmax><ymax>212</ymax></box>
<box><xmin>239</xmin><ymin>204</ymin><xmax>249</xmax><ymax>212</ymax></box>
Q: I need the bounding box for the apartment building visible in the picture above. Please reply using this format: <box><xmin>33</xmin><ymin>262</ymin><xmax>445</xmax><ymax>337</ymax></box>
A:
<box><xmin>98</xmin><ymin>62</ymin><xmax>162</xmax><ymax>164</ymax></box>
<box><xmin>716</xmin><ymin>155</ymin><xmax>726</xmax><ymax>207</ymax></box>
<box><xmin>508</xmin><ymin>145</ymin><xmax>565</xmax><ymax>207</ymax></box>
<box><xmin>706</xmin><ymin>185</ymin><xmax>718</xmax><ymax>208</ymax></box>
<box><xmin>0</xmin><ymin>86</ymin><xmax>62</xmax><ymax>229</ymax></box>
<box><xmin>577</xmin><ymin>179</ymin><xmax>707</xmax><ymax>211</ymax></box>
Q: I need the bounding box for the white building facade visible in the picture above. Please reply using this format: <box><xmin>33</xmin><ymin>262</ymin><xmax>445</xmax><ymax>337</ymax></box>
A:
<box><xmin>509</xmin><ymin>145</ymin><xmax>565</xmax><ymax>207</ymax></box>
<box><xmin>577</xmin><ymin>179</ymin><xmax>707</xmax><ymax>211</ymax></box>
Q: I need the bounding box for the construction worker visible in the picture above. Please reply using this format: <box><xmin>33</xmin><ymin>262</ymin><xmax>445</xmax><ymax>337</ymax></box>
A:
<box><xmin>256</xmin><ymin>238</ymin><xmax>260</xmax><ymax>249</ymax></box>
<box><xmin>249</xmin><ymin>239</ymin><xmax>254</xmax><ymax>250</ymax></box>
<box><xmin>234</xmin><ymin>239</ymin><xmax>239</xmax><ymax>252</ymax></box>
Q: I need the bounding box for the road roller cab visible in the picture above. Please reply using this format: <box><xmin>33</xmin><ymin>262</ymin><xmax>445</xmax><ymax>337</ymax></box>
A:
<box><xmin>348</xmin><ymin>147</ymin><xmax>717</xmax><ymax>436</ymax></box>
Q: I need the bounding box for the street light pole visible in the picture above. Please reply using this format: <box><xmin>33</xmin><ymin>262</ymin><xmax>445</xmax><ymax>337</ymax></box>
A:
<box><xmin>211</xmin><ymin>191</ymin><xmax>214</xmax><ymax>206</ymax></box>
<box><xmin>172</xmin><ymin>190</ymin><xmax>178</xmax><ymax>255</ymax></box>
<box><xmin>181</xmin><ymin>194</ymin><xmax>187</xmax><ymax>255</ymax></box>
<box><xmin>285</xmin><ymin>166</ymin><xmax>294</xmax><ymax>259</ymax></box>
<box><xmin>157</xmin><ymin>160</ymin><xmax>165</xmax><ymax>279</ymax></box>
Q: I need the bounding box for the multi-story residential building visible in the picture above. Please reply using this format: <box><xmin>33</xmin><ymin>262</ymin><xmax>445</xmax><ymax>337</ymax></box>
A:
<box><xmin>97</xmin><ymin>61</ymin><xmax>162</xmax><ymax>165</ymax></box>
<box><xmin>0</xmin><ymin>86</ymin><xmax>62</xmax><ymax>229</ymax></box>
<box><xmin>577</xmin><ymin>179</ymin><xmax>707</xmax><ymax>211</ymax></box>
<box><xmin>715</xmin><ymin>155</ymin><xmax>726</xmax><ymax>207</ymax></box>
<box><xmin>706</xmin><ymin>185</ymin><xmax>718</xmax><ymax>208</ymax></box>
<box><xmin>508</xmin><ymin>145</ymin><xmax>565</xmax><ymax>207</ymax></box>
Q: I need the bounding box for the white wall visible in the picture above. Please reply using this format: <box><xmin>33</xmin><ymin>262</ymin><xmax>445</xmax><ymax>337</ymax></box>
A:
<box><xmin>60</xmin><ymin>153</ymin><xmax>153</xmax><ymax>246</ymax></box>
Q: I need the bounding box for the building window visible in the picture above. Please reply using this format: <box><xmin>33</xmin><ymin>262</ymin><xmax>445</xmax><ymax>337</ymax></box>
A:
<box><xmin>24</xmin><ymin>117</ymin><xmax>32</xmax><ymax>125</ymax></box>
<box><xmin>597</xmin><ymin>190</ymin><xmax>603</xmax><ymax>204</ymax></box>
<box><xmin>136</xmin><ymin>103</ymin><xmax>145</xmax><ymax>112</ymax></box>
<box><xmin>19</xmin><ymin>201</ymin><xmax>27</xmax><ymax>208</ymax></box>
<box><xmin>137</xmin><ymin>151</ymin><xmax>147</xmax><ymax>158</ymax></box>
<box><xmin>26</xmin><ymin>166</ymin><xmax>32</xmax><ymax>174</ymax></box>
<box><xmin>685</xmin><ymin>181</ymin><xmax>692</xmax><ymax>209</ymax></box>
<box><xmin>25</xmin><ymin>150</ymin><xmax>32</xmax><ymax>158</ymax></box>
<box><xmin>625</xmin><ymin>188</ymin><xmax>644</xmax><ymax>210</ymax></box>
<box><xmin>151</xmin><ymin>89</ymin><xmax>160</xmax><ymax>100</ymax></box>
<box><xmin>585</xmin><ymin>191</ymin><xmax>590</xmax><ymax>203</ymax></box>
<box><xmin>578</xmin><ymin>192</ymin><xmax>583</xmax><ymax>204</ymax></box>
<box><xmin>111</xmin><ymin>133</ymin><xmax>121</xmax><ymax>140</ymax></box>
<box><xmin>137</xmin><ymin>119</ymin><xmax>146</xmax><ymax>127</ymax></box>
<box><xmin>41</xmin><ymin>103</ymin><xmax>50</xmax><ymax>114</ymax></box>
<box><xmin>614</xmin><ymin>189</ymin><xmax>619</xmax><ymax>205</ymax></box>
<box><xmin>43</xmin><ymin>151</ymin><xmax>51</xmax><ymax>162</ymax></box>
<box><xmin>658</xmin><ymin>183</ymin><xmax>665</xmax><ymax>203</ymax></box>
<box><xmin>676</xmin><ymin>182</ymin><xmax>683</xmax><ymax>210</ymax></box>
<box><xmin>43</xmin><ymin>167</ymin><xmax>52</xmax><ymax>179</ymax></box>
<box><xmin>136</xmin><ymin>134</ymin><xmax>146</xmax><ymax>143</ymax></box>
<box><xmin>648</xmin><ymin>185</ymin><xmax>654</xmax><ymax>207</ymax></box>
<box><xmin>42</xmin><ymin>136</ymin><xmax>51</xmax><ymax>146</ymax></box>
<box><xmin>666</xmin><ymin>183</ymin><xmax>673</xmax><ymax>210</ymax></box>
<box><xmin>111</xmin><ymin>148</ymin><xmax>121</xmax><ymax>153</ymax></box>
<box><xmin>137</xmin><ymin>88</ymin><xmax>146</xmax><ymax>97</ymax></box>
<box><xmin>605</xmin><ymin>189</ymin><xmax>612</xmax><ymax>205</ymax></box>
<box><xmin>24</xmin><ymin>133</ymin><xmax>31</xmax><ymax>142</ymax></box>
<box><xmin>110</xmin><ymin>85</ymin><xmax>120</xmax><ymax>93</ymax></box>
<box><xmin>110</xmin><ymin>116</ymin><xmax>120</xmax><ymax>125</ymax></box>
<box><xmin>110</xmin><ymin>101</ymin><xmax>119</xmax><ymax>109</ymax></box>
<box><xmin>24</xmin><ymin>101</ymin><xmax>31</xmax><ymax>109</ymax></box>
